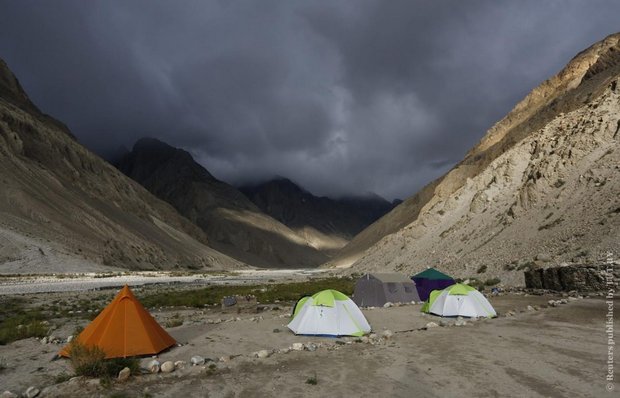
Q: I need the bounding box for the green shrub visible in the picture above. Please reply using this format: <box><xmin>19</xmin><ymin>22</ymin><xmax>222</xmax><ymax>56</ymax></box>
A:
<box><xmin>68</xmin><ymin>341</ymin><xmax>140</xmax><ymax>379</ymax></box>
<box><xmin>0</xmin><ymin>312</ymin><xmax>48</xmax><ymax>345</ymax></box>
<box><xmin>306</xmin><ymin>373</ymin><xmax>318</xmax><ymax>385</ymax></box>
<box><xmin>484</xmin><ymin>278</ymin><xmax>501</xmax><ymax>286</ymax></box>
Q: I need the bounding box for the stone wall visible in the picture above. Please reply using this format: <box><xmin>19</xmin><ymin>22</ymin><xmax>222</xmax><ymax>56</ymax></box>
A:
<box><xmin>524</xmin><ymin>263</ymin><xmax>619</xmax><ymax>291</ymax></box>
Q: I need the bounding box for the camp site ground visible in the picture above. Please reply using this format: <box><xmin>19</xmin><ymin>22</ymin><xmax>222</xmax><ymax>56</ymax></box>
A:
<box><xmin>0</xmin><ymin>281</ymin><xmax>615</xmax><ymax>398</ymax></box>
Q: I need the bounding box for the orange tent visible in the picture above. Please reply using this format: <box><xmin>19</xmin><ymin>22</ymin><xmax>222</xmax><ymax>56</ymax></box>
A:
<box><xmin>59</xmin><ymin>285</ymin><xmax>176</xmax><ymax>359</ymax></box>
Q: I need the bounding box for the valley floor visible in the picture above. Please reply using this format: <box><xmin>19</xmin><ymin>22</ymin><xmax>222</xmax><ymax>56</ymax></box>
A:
<box><xmin>0</xmin><ymin>287</ymin><xmax>615</xmax><ymax>398</ymax></box>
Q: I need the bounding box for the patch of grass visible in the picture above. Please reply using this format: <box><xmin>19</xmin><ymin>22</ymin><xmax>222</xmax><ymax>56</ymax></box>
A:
<box><xmin>139</xmin><ymin>277</ymin><xmax>355</xmax><ymax>308</ymax></box>
<box><xmin>306</xmin><ymin>372</ymin><xmax>318</xmax><ymax>385</ymax></box>
<box><xmin>0</xmin><ymin>311</ymin><xmax>49</xmax><ymax>345</ymax></box>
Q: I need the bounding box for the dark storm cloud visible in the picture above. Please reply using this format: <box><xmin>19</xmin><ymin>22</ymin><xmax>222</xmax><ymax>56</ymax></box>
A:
<box><xmin>0</xmin><ymin>1</ymin><xmax>619</xmax><ymax>200</ymax></box>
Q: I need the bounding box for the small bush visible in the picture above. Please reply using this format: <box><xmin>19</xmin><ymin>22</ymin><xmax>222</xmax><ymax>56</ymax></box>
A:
<box><xmin>69</xmin><ymin>342</ymin><xmax>106</xmax><ymax>377</ymax></box>
<box><xmin>165</xmin><ymin>313</ymin><xmax>183</xmax><ymax>328</ymax></box>
<box><xmin>484</xmin><ymin>278</ymin><xmax>501</xmax><ymax>286</ymax></box>
<box><xmin>68</xmin><ymin>341</ymin><xmax>140</xmax><ymax>379</ymax></box>
<box><xmin>306</xmin><ymin>373</ymin><xmax>318</xmax><ymax>385</ymax></box>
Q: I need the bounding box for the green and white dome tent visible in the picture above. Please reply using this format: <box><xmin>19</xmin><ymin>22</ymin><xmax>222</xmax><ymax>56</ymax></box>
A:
<box><xmin>421</xmin><ymin>283</ymin><xmax>497</xmax><ymax>318</ymax></box>
<box><xmin>288</xmin><ymin>289</ymin><xmax>371</xmax><ymax>337</ymax></box>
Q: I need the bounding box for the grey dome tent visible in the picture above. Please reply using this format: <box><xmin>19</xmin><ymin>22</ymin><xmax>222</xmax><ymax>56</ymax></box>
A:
<box><xmin>352</xmin><ymin>273</ymin><xmax>420</xmax><ymax>307</ymax></box>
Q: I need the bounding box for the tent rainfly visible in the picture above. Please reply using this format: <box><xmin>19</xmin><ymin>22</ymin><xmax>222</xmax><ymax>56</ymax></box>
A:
<box><xmin>411</xmin><ymin>268</ymin><xmax>455</xmax><ymax>301</ymax></box>
<box><xmin>421</xmin><ymin>283</ymin><xmax>497</xmax><ymax>318</ymax></box>
<box><xmin>353</xmin><ymin>273</ymin><xmax>420</xmax><ymax>307</ymax></box>
<box><xmin>59</xmin><ymin>285</ymin><xmax>176</xmax><ymax>359</ymax></box>
<box><xmin>288</xmin><ymin>289</ymin><xmax>371</xmax><ymax>337</ymax></box>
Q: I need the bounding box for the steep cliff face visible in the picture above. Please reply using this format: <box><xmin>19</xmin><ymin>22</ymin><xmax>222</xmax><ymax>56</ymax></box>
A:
<box><xmin>0</xmin><ymin>59</ymin><xmax>244</xmax><ymax>273</ymax></box>
<box><xmin>336</xmin><ymin>33</ymin><xmax>620</xmax><ymax>284</ymax></box>
<box><xmin>118</xmin><ymin>139</ymin><xmax>328</xmax><ymax>268</ymax></box>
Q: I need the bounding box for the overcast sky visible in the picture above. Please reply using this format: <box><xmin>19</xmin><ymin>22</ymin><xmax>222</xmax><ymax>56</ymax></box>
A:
<box><xmin>1</xmin><ymin>1</ymin><xmax>618</xmax><ymax>200</ymax></box>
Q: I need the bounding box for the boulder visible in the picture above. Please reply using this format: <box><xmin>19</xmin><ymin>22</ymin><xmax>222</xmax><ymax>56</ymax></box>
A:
<box><xmin>542</xmin><ymin>268</ymin><xmax>563</xmax><ymax>291</ymax></box>
<box><xmin>292</xmin><ymin>343</ymin><xmax>304</xmax><ymax>351</ymax></box>
<box><xmin>524</xmin><ymin>269</ymin><xmax>543</xmax><ymax>289</ymax></box>
<box><xmin>24</xmin><ymin>387</ymin><xmax>39</xmax><ymax>398</ymax></box>
<box><xmin>382</xmin><ymin>330</ymin><xmax>394</xmax><ymax>339</ymax></box>
<box><xmin>305</xmin><ymin>343</ymin><xmax>317</xmax><ymax>352</ymax></box>
<box><xmin>383</xmin><ymin>302</ymin><xmax>393</xmax><ymax>308</ymax></box>
<box><xmin>40</xmin><ymin>337</ymin><xmax>48</xmax><ymax>345</ymax></box>
<box><xmin>117</xmin><ymin>367</ymin><xmax>131</xmax><ymax>381</ymax></box>
<box><xmin>85</xmin><ymin>379</ymin><xmax>101</xmax><ymax>387</ymax></box>
<box><xmin>147</xmin><ymin>359</ymin><xmax>160</xmax><ymax>373</ymax></box>
<box><xmin>425</xmin><ymin>322</ymin><xmax>439</xmax><ymax>328</ymax></box>
<box><xmin>190</xmin><ymin>356</ymin><xmax>205</xmax><ymax>366</ymax></box>
<box><xmin>161</xmin><ymin>361</ymin><xmax>175</xmax><ymax>373</ymax></box>
<box><xmin>0</xmin><ymin>392</ymin><xmax>17</xmax><ymax>398</ymax></box>
<box><xmin>535</xmin><ymin>253</ymin><xmax>552</xmax><ymax>262</ymax></box>
<box><xmin>526</xmin><ymin>305</ymin><xmax>535</xmax><ymax>311</ymax></box>
<box><xmin>255</xmin><ymin>350</ymin><xmax>270</xmax><ymax>359</ymax></box>
<box><xmin>174</xmin><ymin>361</ymin><xmax>187</xmax><ymax>369</ymax></box>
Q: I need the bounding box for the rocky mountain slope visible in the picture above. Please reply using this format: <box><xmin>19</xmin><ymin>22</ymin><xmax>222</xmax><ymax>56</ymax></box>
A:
<box><xmin>117</xmin><ymin>139</ymin><xmax>328</xmax><ymax>268</ymax></box>
<box><xmin>0</xmin><ymin>58</ymin><xmax>244</xmax><ymax>273</ymax></box>
<box><xmin>240</xmin><ymin>178</ymin><xmax>396</xmax><ymax>252</ymax></box>
<box><xmin>335</xmin><ymin>32</ymin><xmax>620</xmax><ymax>285</ymax></box>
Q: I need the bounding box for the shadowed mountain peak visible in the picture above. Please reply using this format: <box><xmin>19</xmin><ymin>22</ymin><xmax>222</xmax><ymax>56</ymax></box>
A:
<box><xmin>118</xmin><ymin>138</ymin><xmax>329</xmax><ymax>268</ymax></box>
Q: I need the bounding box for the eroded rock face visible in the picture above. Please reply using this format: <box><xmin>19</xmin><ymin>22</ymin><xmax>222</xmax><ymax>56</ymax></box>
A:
<box><xmin>339</xmin><ymin>33</ymin><xmax>620</xmax><ymax>286</ymax></box>
<box><xmin>524</xmin><ymin>263</ymin><xmax>618</xmax><ymax>291</ymax></box>
<box><xmin>0</xmin><ymin>58</ymin><xmax>246</xmax><ymax>273</ymax></box>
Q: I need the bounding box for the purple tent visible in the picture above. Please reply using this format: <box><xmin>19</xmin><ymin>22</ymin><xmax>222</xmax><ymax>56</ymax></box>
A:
<box><xmin>411</xmin><ymin>268</ymin><xmax>455</xmax><ymax>301</ymax></box>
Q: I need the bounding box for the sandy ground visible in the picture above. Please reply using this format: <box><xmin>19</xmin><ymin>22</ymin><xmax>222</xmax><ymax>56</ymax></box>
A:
<box><xmin>0</xmin><ymin>289</ymin><xmax>615</xmax><ymax>398</ymax></box>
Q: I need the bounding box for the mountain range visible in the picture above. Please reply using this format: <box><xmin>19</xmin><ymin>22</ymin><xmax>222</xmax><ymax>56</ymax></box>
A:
<box><xmin>1</xmin><ymin>32</ymin><xmax>618</xmax><ymax>282</ymax></box>
<box><xmin>0</xmin><ymin>59</ymin><xmax>242</xmax><ymax>273</ymax></box>
<box><xmin>333</xmin><ymin>32</ymin><xmax>620</xmax><ymax>286</ymax></box>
